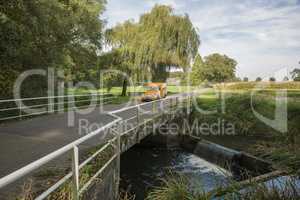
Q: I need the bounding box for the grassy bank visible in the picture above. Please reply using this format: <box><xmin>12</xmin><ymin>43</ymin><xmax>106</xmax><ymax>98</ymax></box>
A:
<box><xmin>145</xmin><ymin>87</ymin><xmax>300</xmax><ymax>200</ymax></box>
<box><xmin>194</xmin><ymin>89</ymin><xmax>300</xmax><ymax>171</ymax></box>
<box><xmin>146</xmin><ymin>174</ymin><xmax>300</xmax><ymax>200</ymax></box>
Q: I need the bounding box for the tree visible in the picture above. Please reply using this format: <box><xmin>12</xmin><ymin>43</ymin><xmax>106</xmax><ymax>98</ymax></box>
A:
<box><xmin>291</xmin><ymin>68</ymin><xmax>300</xmax><ymax>81</ymax></box>
<box><xmin>97</xmin><ymin>50</ymin><xmax>126</xmax><ymax>92</ymax></box>
<box><xmin>196</xmin><ymin>54</ymin><xmax>237</xmax><ymax>83</ymax></box>
<box><xmin>234</xmin><ymin>77</ymin><xmax>242</xmax><ymax>82</ymax></box>
<box><xmin>106</xmin><ymin>5</ymin><xmax>200</xmax><ymax>95</ymax></box>
<box><xmin>191</xmin><ymin>54</ymin><xmax>204</xmax><ymax>85</ymax></box>
<box><xmin>243</xmin><ymin>77</ymin><xmax>249</xmax><ymax>82</ymax></box>
<box><xmin>0</xmin><ymin>0</ymin><xmax>106</xmax><ymax>98</ymax></box>
<box><xmin>256</xmin><ymin>77</ymin><xmax>262</xmax><ymax>82</ymax></box>
<box><xmin>269</xmin><ymin>77</ymin><xmax>276</xmax><ymax>82</ymax></box>
<box><xmin>283</xmin><ymin>76</ymin><xmax>289</xmax><ymax>81</ymax></box>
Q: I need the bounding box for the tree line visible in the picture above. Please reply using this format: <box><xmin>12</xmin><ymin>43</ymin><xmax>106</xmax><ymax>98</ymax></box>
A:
<box><xmin>242</xmin><ymin>68</ymin><xmax>300</xmax><ymax>82</ymax></box>
<box><xmin>1</xmin><ymin>1</ymin><xmax>239</xmax><ymax>99</ymax></box>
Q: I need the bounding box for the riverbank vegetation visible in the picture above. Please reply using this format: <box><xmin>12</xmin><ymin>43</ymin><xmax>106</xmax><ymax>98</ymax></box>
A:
<box><xmin>193</xmin><ymin>88</ymin><xmax>300</xmax><ymax>172</ymax></box>
<box><xmin>143</xmin><ymin>86</ymin><xmax>300</xmax><ymax>200</ymax></box>
<box><xmin>146</xmin><ymin>174</ymin><xmax>300</xmax><ymax>200</ymax></box>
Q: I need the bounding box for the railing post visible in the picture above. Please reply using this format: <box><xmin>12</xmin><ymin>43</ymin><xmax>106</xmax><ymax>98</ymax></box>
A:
<box><xmin>187</xmin><ymin>95</ymin><xmax>191</xmax><ymax>114</ymax></box>
<box><xmin>152</xmin><ymin>101</ymin><xmax>156</xmax><ymax>114</ymax></box>
<box><xmin>18</xmin><ymin>100</ymin><xmax>22</xmax><ymax>120</ymax></box>
<box><xmin>136</xmin><ymin>106</ymin><xmax>140</xmax><ymax>126</ymax></box>
<box><xmin>190</xmin><ymin>95</ymin><xmax>193</xmax><ymax>113</ymax></box>
<box><xmin>48</xmin><ymin>96</ymin><xmax>54</xmax><ymax>114</ymax></box>
<box><xmin>168</xmin><ymin>98</ymin><xmax>172</xmax><ymax>120</ymax></box>
<box><xmin>136</xmin><ymin>106</ymin><xmax>140</xmax><ymax>143</ymax></box>
<box><xmin>72</xmin><ymin>145</ymin><xmax>79</xmax><ymax>200</ymax></box>
<box><xmin>115</xmin><ymin>123</ymin><xmax>121</xmax><ymax>199</ymax></box>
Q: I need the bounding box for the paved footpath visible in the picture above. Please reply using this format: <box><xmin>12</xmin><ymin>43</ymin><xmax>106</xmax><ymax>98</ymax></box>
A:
<box><xmin>0</xmin><ymin>102</ymin><xmax>136</xmax><ymax>178</ymax></box>
<box><xmin>0</xmin><ymin>93</ymin><xmax>184</xmax><ymax>179</ymax></box>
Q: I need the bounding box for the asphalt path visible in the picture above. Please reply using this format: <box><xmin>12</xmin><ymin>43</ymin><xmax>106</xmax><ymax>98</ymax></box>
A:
<box><xmin>0</xmin><ymin>95</ymin><xmax>182</xmax><ymax>178</ymax></box>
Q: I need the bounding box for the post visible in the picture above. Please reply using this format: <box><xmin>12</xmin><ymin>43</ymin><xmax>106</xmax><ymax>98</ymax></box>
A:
<box><xmin>136</xmin><ymin>106</ymin><xmax>140</xmax><ymax>126</ymax></box>
<box><xmin>136</xmin><ymin>106</ymin><xmax>140</xmax><ymax>143</ymax></box>
<box><xmin>18</xmin><ymin>100</ymin><xmax>22</xmax><ymax>120</ymax></box>
<box><xmin>187</xmin><ymin>95</ymin><xmax>191</xmax><ymax>114</ymax></box>
<box><xmin>169</xmin><ymin>98</ymin><xmax>172</xmax><ymax>120</ymax></box>
<box><xmin>152</xmin><ymin>101</ymin><xmax>157</xmax><ymax>114</ymax></box>
<box><xmin>115</xmin><ymin>123</ymin><xmax>121</xmax><ymax>199</ymax></box>
<box><xmin>72</xmin><ymin>145</ymin><xmax>79</xmax><ymax>200</ymax></box>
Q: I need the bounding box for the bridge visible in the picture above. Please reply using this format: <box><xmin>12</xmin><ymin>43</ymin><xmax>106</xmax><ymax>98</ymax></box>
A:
<box><xmin>0</xmin><ymin>93</ymin><xmax>192</xmax><ymax>200</ymax></box>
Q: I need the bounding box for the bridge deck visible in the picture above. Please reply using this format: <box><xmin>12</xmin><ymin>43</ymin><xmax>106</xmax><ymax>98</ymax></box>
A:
<box><xmin>0</xmin><ymin>103</ymin><xmax>133</xmax><ymax>177</ymax></box>
<box><xmin>0</xmin><ymin>96</ymin><xmax>177</xmax><ymax>178</ymax></box>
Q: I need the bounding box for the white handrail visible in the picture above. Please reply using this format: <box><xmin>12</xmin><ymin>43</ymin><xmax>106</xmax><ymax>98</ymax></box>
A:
<box><xmin>0</xmin><ymin>94</ymin><xmax>116</xmax><ymax>121</ymax></box>
<box><xmin>0</xmin><ymin>94</ymin><xmax>191</xmax><ymax>199</ymax></box>
<box><xmin>110</xmin><ymin>94</ymin><xmax>179</xmax><ymax>114</ymax></box>
<box><xmin>0</xmin><ymin>93</ymin><xmax>111</xmax><ymax>103</ymax></box>
<box><xmin>0</xmin><ymin>119</ymin><xmax>120</xmax><ymax>188</ymax></box>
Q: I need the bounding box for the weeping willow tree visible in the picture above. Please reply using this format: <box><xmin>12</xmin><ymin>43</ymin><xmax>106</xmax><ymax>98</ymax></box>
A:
<box><xmin>106</xmin><ymin>5</ymin><xmax>200</xmax><ymax>96</ymax></box>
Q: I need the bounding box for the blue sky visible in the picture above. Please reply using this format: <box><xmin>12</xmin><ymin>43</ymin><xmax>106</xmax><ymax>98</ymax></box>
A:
<box><xmin>104</xmin><ymin>0</ymin><xmax>300</xmax><ymax>80</ymax></box>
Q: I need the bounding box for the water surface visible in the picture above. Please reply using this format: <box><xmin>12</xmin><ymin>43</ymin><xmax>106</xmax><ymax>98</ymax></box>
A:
<box><xmin>120</xmin><ymin>147</ymin><xmax>231</xmax><ymax>199</ymax></box>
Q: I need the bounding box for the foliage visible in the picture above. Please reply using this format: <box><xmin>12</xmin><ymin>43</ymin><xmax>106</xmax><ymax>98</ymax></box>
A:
<box><xmin>0</xmin><ymin>0</ymin><xmax>106</xmax><ymax>98</ymax></box>
<box><xmin>256</xmin><ymin>77</ymin><xmax>262</xmax><ymax>82</ymax></box>
<box><xmin>243</xmin><ymin>77</ymin><xmax>249</xmax><ymax>82</ymax></box>
<box><xmin>106</xmin><ymin>5</ymin><xmax>200</xmax><ymax>84</ymax></box>
<box><xmin>283</xmin><ymin>76</ymin><xmax>289</xmax><ymax>81</ymax></box>
<box><xmin>146</xmin><ymin>175</ymin><xmax>197</xmax><ymax>200</ymax></box>
<box><xmin>119</xmin><ymin>190</ymin><xmax>136</xmax><ymax>200</ymax></box>
<box><xmin>193</xmin><ymin>89</ymin><xmax>300</xmax><ymax>171</ymax></box>
<box><xmin>146</xmin><ymin>174</ymin><xmax>300</xmax><ymax>200</ymax></box>
<box><xmin>98</xmin><ymin>51</ymin><xmax>129</xmax><ymax>92</ymax></box>
<box><xmin>191</xmin><ymin>54</ymin><xmax>204</xmax><ymax>85</ymax></box>
<box><xmin>193</xmin><ymin>53</ymin><xmax>237</xmax><ymax>83</ymax></box>
<box><xmin>269</xmin><ymin>77</ymin><xmax>276</xmax><ymax>82</ymax></box>
<box><xmin>291</xmin><ymin>68</ymin><xmax>300</xmax><ymax>81</ymax></box>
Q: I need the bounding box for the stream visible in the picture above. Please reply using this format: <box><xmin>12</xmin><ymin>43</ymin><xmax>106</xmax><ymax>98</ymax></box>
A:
<box><xmin>120</xmin><ymin>146</ymin><xmax>232</xmax><ymax>200</ymax></box>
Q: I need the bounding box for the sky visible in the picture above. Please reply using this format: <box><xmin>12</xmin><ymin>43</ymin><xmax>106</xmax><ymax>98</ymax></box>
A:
<box><xmin>103</xmin><ymin>0</ymin><xmax>300</xmax><ymax>80</ymax></box>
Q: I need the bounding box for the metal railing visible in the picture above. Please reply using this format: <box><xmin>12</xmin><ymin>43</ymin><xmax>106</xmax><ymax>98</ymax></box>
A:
<box><xmin>0</xmin><ymin>93</ymin><xmax>116</xmax><ymax>122</ymax></box>
<box><xmin>0</xmin><ymin>94</ymin><xmax>192</xmax><ymax>199</ymax></box>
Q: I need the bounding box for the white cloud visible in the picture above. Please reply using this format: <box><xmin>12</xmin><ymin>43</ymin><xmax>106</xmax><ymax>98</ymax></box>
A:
<box><xmin>104</xmin><ymin>0</ymin><xmax>300</xmax><ymax>80</ymax></box>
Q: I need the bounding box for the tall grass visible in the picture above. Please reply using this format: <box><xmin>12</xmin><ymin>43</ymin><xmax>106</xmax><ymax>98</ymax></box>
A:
<box><xmin>146</xmin><ymin>174</ymin><xmax>300</xmax><ymax>200</ymax></box>
<box><xmin>146</xmin><ymin>175</ymin><xmax>202</xmax><ymax>200</ymax></box>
